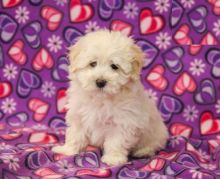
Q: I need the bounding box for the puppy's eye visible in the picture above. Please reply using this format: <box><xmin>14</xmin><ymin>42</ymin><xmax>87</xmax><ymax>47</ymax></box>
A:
<box><xmin>89</xmin><ymin>61</ymin><xmax>97</xmax><ymax>67</ymax></box>
<box><xmin>111</xmin><ymin>64</ymin><xmax>118</xmax><ymax>70</ymax></box>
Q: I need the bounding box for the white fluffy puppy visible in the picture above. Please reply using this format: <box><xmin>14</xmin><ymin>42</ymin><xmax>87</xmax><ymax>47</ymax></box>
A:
<box><xmin>52</xmin><ymin>30</ymin><xmax>168</xmax><ymax>166</ymax></box>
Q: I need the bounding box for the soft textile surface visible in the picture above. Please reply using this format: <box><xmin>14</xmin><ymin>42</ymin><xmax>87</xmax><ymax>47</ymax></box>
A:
<box><xmin>0</xmin><ymin>0</ymin><xmax>220</xmax><ymax>178</ymax></box>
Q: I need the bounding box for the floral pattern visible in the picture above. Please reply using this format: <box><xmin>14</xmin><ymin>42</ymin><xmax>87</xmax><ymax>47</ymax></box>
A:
<box><xmin>0</xmin><ymin>0</ymin><xmax>220</xmax><ymax>178</ymax></box>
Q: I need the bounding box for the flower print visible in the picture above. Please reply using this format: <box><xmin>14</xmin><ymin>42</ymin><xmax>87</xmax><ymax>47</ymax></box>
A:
<box><xmin>15</xmin><ymin>6</ymin><xmax>29</xmax><ymax>24</ymax></box>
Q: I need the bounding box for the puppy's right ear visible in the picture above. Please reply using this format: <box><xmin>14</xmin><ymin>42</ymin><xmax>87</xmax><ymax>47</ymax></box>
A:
<box><xmin>68</xmin><ymin>43</ymin><xmax>81</xmax><ymax>73</ymax></box>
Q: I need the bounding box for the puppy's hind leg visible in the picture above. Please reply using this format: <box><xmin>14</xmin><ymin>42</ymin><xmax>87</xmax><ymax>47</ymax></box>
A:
<box><xmin>132</xmin><ymin>124</ymin><xmax>168</xmax><ymax>158</ymax></box>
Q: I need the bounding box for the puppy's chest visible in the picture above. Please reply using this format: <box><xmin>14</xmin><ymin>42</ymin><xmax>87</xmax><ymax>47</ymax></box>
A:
<box><xmin>79</xmin><ymin>99</ymin><xmax>116</xmax><ymax>127</ymax></box>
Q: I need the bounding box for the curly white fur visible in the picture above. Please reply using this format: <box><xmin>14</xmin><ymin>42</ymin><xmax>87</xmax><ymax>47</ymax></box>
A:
<box><xmin>52</xmin><ymin>30</ymin><xmax>168</xmax><ymax>166</ymax></box>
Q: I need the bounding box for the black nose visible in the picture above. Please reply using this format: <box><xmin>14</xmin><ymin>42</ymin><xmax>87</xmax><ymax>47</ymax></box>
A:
<box><xmin>96</xmin><ymin>79</ymin><xmax>107</xmax><ymax>88</ymax></box>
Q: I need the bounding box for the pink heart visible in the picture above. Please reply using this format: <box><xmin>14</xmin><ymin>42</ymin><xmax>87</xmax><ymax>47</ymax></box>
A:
<box><xmin>189</xmin><ymin>32</ymin><xmax>218</xmax><ymax>55</ymax></box>
<box><xmin>0</xmin><ymin>81</ymin><xmax>12</xmax><ymax>99</ymax></box>
<box><xmin>140</xmin><ymin>8</ymin><xmax>164</xmax><ymax>35</ymax></box>
<box><xmin>111</xmin><ymin>20</ymin><xmax>133</xmax><ymax>36</ymax></box>
<box><xmin>70</xmin><ymin>0</ymin><xmax>93</xmax><ymax>22</ymax></box>
<box><xmin>28</xmin><ymin>98</ymin><xmax>50</xmax><ymax>121</ymax></box>
<box><xmin>208</xmin><ymin>138</ymin><xmax>220</xmax><ymax>153</ymax></box>
<box><xmin>173</xmin><ymin>72</ymin><xmax>196</xmax><ymax>95</ymax></box>
<box><xmin>208</xmin><ymin>0</ymin><xmax>220</xmax><ymax>15</ymax></box>
<box><xmin>186</xmin><ymin>142</ymin><xmax>209</xmax><ymax>163</ymax></box>
<box><xmin>32</xmin><ymin>48</ymin><xmax>54</xmax><ymax>71</ymax></box>
<box><xmin>41</xmin><ymin>6</ymin><xmax>63</xmax><ymax>31</ymax></box>
<box><xmin>8</xmin><ymin>40</ymin><xmax>27</xmax><ymax>65</ymax></box>
<box><xmin>174</xmin><ymin>24</ymin><xmax>192</xmax><ymax>45</ymax></box>
<box><xmin>34</xmin><ymin>167</ymin><xmax>64</xmax><ymax>178</ymax></box>
<box><xmin>146</xmin><ymin>65</ymin><xmax>168</xmax><ymax>91</ymax></box>
<box><xmin>170</xmin><ymin>123</ymin><xmax>192</xmax><ymax>138</ymax></box>
<box><xmin>158</xmin><ymin>151</ymin><xmax>178</xmax><ymax>160</ymax></box>
<box><xmin>0</xmin><ymin>130</ymin><xmax>22</xmax><ymax>140</ymax></box>
<box><xmin>29</xmin><ymin>132</ymin><xmax>58</xmax><ymax>144</ymax></box>
<box><xmin>76</xmin><ymin>169</ymin><xmax>111</xmax><ymax>177</ymax></box>
<box><xmin>140</xmin><ymin>158</ymin><xmax>165</xmax><ymax>172</ymax></box>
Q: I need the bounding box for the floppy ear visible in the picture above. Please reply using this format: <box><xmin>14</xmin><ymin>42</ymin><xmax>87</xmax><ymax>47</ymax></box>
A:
<box><xmin>68</xmin><ymin>43</ymin><xmax>81</xmax><ymax>73</ymax></box>
<box><xmin>131</xmin><ymin>44</ymin><xmax>145</xmax><ymax>80</ymax></box>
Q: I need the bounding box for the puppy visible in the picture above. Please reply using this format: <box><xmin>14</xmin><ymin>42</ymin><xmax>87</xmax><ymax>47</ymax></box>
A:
<box><xmin>52</xmin><ymin>30</ymin><xmax>168</xmax><ymax>166</ymax></box>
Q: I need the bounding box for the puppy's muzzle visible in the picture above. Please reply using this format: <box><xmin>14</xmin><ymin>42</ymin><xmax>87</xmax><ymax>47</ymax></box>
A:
<box><xmin>96</xmin><ymin>79</ymin><xmax>107</xmax><ymax>88</ymax></box>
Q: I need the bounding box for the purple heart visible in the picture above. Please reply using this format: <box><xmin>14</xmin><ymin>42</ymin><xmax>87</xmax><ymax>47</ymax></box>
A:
<box><xmin>194</xmin><ymin>79</ymin><xmax>216</xmax><ymax>104</ymax></box>
<box><xmin>2</xmin><ymin>169</ymin><xmax>32</xmax><ymax>179</ymax></box>
<box><xmin>17</xmin><ymin>69</ymin><xmax>41</xmax><ymax>98</ymax></box>
<box><xmin>52</xmin><ymin>56</ymin><xmax>69</xmax><ymax>82</ymax></box>
<box><xmin>165</xmin><ymin>162</ymin><xmax>186</xmax><ymax>176</ymax></box>
<box><xmin>206</xmin><ymin>48</ymin><xmax>220</xmax><ymax>78</ymax></box>
<box><xmin>74</xmin><ymin>152</ymin><xmax>99</xmax><ymax>168</ymax></box>
<box><xmin>7</xmin><ymin>112</ymin><xmax>28</xmax><ymax>127</ymax></box>
<box><xmin>99</xmin><ymin>0</ymin><xmax>123</xmax><ymax>20</ymax></box>
<box><xmin>176</xmin><ymin>153</ymin><xmax>199</xmax><ymax>169</ymax></box>
<box><xmin>16</xmin><ymin>143</ymin><xmax>43</xmax><ymax>150</ymax></box>
<box><xmin>159</xmin><ymin>95</ymin><xmax>183</xmax><ymax>123</ymax></box>
<box><xmin>22</xmin><ymin>21</ymin><xmax>42</xmax><ymax>48</ymax></box>
<box><xmin>26</xmin><ymin>151</ymin><xmax>51</xmax><ymax>169</ymax></box>
<box><xmin>117</xmin><ymin>167</ymin><xmax>148</xmax><ymax>179</ymax></box>
<box><xmin>0</xmin><ymin>13</ymin><xmax>18</xmax><ymax>43</ymax></box>
<box><xmin>49</xmin><ymin>117</ymin><xmax>66</xmax><ymax>128</ymax></box>
<box><xmin>0</xmin><ymin>45</ymin><xmax>3</xmax><ymax>67</ymax></box>
<box><xmin>63</xmin><ymin>27</ymin><xmax>83</xmax><ymax>45</ymax></box>
<box><xmin>136</xmin><ymin>39</ymin><xmax>159</xmax><ymax>68</ymax></box>
<box><xmin>188</xmin><ymin>6</ymin><xmax>207</xmax><ymax>33</ymax></box>
<box><xmin>29</xmin><ymin>0</ymin><xmax>43</xmax><ymax>5</ymax></box>
<box><xmin>0</xmin><ymin>110</ymin><xmax>4</xmax><ymax>120</ymax></box>
<box><xmin>162</xmin><ymin>46</ymin><xmax>184</xmax><ymax>73</ymax></box>
<box><xmin>171</xmin><ymin>0</ymin><xmax>184</xmax><ymax>27</ymax></box>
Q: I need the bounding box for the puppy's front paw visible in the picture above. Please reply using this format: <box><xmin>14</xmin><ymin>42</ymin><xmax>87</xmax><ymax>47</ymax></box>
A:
<box><xmin>52</xmin><ymin>145</ymin><xmax>79</xmax><ymax>156</ymax></box>
<box><xmin>101</xmin><ymin>153</ymin><xmax>127</xmax><ymax>166</ymax></box>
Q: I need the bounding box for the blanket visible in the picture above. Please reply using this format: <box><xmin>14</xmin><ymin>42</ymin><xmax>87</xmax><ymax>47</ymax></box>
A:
<box><xmin>0</xmin><ymin>0</ymin><xmax>220</xmax><ymax>178</ymax></box>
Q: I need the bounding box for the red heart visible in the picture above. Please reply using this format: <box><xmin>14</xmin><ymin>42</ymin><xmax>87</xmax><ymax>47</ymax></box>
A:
<box><xmin>110</xmin><ymin>20</ymin><xmax>133</xmax><ymax>36</ymax></box>
<box><xmin>8</xmin><ymin>40</ymin><xmax>27</xmax><ymax>65</ymax></box>
<box><xmin>173</xmin><ymin>72</ymin><xmax>196</xmax><ymax>95</ymax></box>
<box><xmin>32</xmin><ymin>48</ymin><xmax>54</xmax><ymax>71</ymax></box>
<box><xmin>57</xmin><ymin>88</ymin><xmax>68</xmax><ymax>113</ymax></box>
<box><xmin>70</xmin><ymin>0</ymin><xmax>93</xmax><ymax>22</ymax></box>
<box><xmin>2</xmin><ymin>0</ymin><xmax>22</xmax><ymax>8</ymax></box>
<box><xmin>174</xmin><ymin>24</ymin><xmax>192</xmax><ymax>45</ymax></box>
<box><xmin>29</xmin><ymin>132</ymin><xmax>58</xmax><ymax>144</ymax></box>
<box><xmin>200</xmin><ymin>112</ymin><xmax>220</xmax><ymax>135</ymax></box>
<box><xmin>28</xmin><ymin>98</ymin><xmax>50</xmax><ymax>121</ymax></box>
<box><xmin>170</xmin><ymin>123</ymin><xmax>192</xmax><ymax>138</ymax></box>
<box><xmin>140</xmin><ymin>8</ymin><xmax>164</xmax><ymax>34</ymax></box>
<box><xmin>0</xmin><ymin>81</ymin><xmax>12</xmax><ymax>98</ymax></box>
<box><xmin>41</xmin><ymin>6</ymin><xmax>63</xmax><ymax>31</ymax></box>
<box><xmin>146</xmin><ymin>65</ymin><xmax>168</xmax><ymax>91</ymax></box>
<box><xmin>140</xmin><ymin>158</ymin><xmax>165</xmax><ymax>172</ymax></box>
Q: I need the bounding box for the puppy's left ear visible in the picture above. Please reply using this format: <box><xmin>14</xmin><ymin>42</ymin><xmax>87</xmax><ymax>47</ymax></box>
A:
<box><xmin>131</xmin><ymin>44</ymin><xmax>144</xmax><ymax>80</ymax></box>
<box><xmin>68</xmin><ymin>42</ymin><xmax>81</xmax><ymax>73</ymax></box>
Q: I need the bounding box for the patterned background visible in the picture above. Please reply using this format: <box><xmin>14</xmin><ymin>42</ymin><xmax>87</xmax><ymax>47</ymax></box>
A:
<box><xmin>0</xmin><ymin>0</ymin><xmax>220</xmax><ymax>178</ymax></box>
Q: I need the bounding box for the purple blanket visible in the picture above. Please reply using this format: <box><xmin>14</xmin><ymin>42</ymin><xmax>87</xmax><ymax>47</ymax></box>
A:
<box><xmin>0</xmin><ymin>0</ymin><xmax>220</xmax><ymax>178</ymax></box>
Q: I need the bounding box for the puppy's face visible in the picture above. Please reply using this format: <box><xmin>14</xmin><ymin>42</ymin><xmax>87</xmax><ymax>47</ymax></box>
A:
<box><xmin>68</xmin><ymin>30</ymin><xmax>144</xmax><ymax>96</ymax></box>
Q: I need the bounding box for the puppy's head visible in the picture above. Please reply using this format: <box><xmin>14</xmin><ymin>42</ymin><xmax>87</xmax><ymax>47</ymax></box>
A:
<box><xmin>68</xmin><ymin>30</ymin><xmax>144</xmax><ymax>95</ymax></box>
